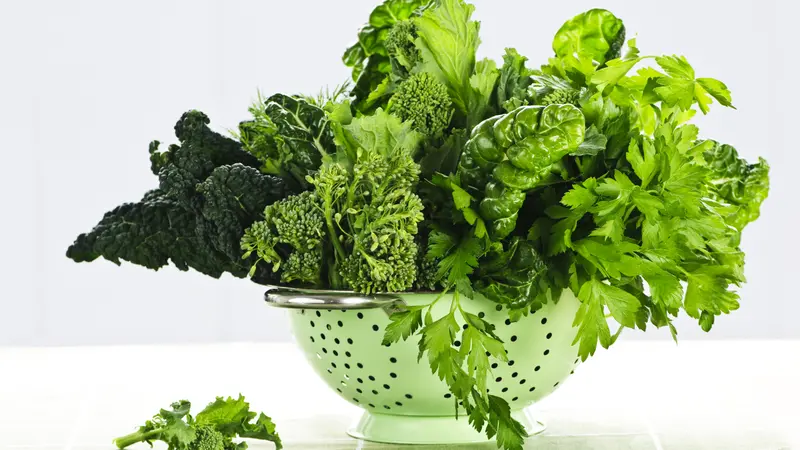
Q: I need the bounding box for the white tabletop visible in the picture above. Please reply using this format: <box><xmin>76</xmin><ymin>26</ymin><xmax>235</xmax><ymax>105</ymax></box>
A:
<box><xmin>1</xmin><ymin>341</ymin><xmax>798</xmax><ymax>450</ymax></box>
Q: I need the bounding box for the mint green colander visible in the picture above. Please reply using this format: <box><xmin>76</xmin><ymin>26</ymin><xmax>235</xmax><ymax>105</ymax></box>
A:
<box><xmin>265</xmin><ymin>288</ymin><xmax>581</xmax><ymax>445</ymax></box>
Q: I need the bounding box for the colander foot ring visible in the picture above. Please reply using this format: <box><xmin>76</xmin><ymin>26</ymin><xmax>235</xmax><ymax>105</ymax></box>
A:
<box><xmin>347</xmin><ymin>408</ymin><xmax>545</xmax><ymax>444</ymax></box>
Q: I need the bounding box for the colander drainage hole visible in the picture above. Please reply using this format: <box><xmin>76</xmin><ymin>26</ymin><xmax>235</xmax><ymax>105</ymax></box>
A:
<box><xmin>491</xmin><ymin>363</ymin><xmax>498</xmax><ymax>369</ymax></box>
<box><xmin>326</xmin><ymin>324</ymin><xmax>332</xmax><ymax>331</ymax></box>
<box><xmin>341</xmin><ymin>381</ymin><xmax>347</xmax><ymax>387</ymax></box>
<box><xmin>357</xmin><ymin>378</ymin><xmax>363</xmax><ymax>383</ymax></box>
<box><xmin>310</xmin><ymin>336</ymin><xmax>315</xmax><ymax>343</ymax></box>
<box><xmin>372</xmin><ymin>390</ymin><xmax>378</xmax><ymax>395</ymax></box>
<box><xmin>454</xmin><ymin>340</ymin><xmax>461</xmax><ymax>347</ymax></box>
<box><xmin>520</xmin><ymin>379</ymin><xmax>527</xmax><ymax>385</ymax></box>
<box><xmin>496</xmin><ymin>305</ymin><xmax>503</xmax><ymax>311</ymax></box>
<box><xmin>501</xmin><ymin>387</ymin><xmax>508</xmax><ymax>393</ymax></box>
<box><xmin>345</xmin><ymin>363</ymin><xmax>351</xmax><ymax>369</ymax></box>
<box><xmin>346</xmin><ymin>351</ymin><xmax>352</xmax><ymax>357</ymax></box>
<box><xmin>368</xmin><ymin>403</ymin><xmax>375</xmax><ymax>408</ymax></box>
<box><xmin>327</xmin><ymin>369</ymin><xmax>333</xmax><ymax>374</ymax></box>
<box><xmin>508</xmin><ymin>360</ymin><xmax>515</xmax><ymax>366</ymax></box>
<box><xmin>333</xmin><ymin>350</ymin><xmax>339</xmax><ymax>356</ymax></box>
<box><xmin>353</xmin><ymin>398</ymin><xmax>360</xmax><ymax>403</ymax></box>
<box><xmin>495</xmin><ymin>377</ymin><xmax>502</xmax><ymax>382</ymax></box>
<box><xmin>444</xmin><ymin>393</ymin><xmax>452</xmax><ymax>399</ymax></box>
<box><xmin>546</xmin><ymin>332</ymin><xmax>553</xmax><ymax>339</ymax></box>
<box><xmin>478</xmin><ymin>312</ymin><xmax>485</xmax><ymax>318</ymax></box>
<box><xmin>462</xmin><ymin>324</ymin><xmax>468</xmax><ymax>330</ymax></box>
<box><xmin>541</xmin><ymin>318</ymin><xmax>547</xmax><ymax>325</ymax></box>
<box><xmin>337</xmin><ymin>321</ymin><xmax>344</xmax><ymax>327</ymax></box>
<box><xmin>316</xmin><ymin>311</ymin><xmax>321</xmax><ymax>317</ymax></box>
<box><xmin>372</xmin><ymin>325</ymin><xmax>379</xmax><ymax>331</ymax></box>
<box><xmin>512</xmin><ymin>396</ymin><xmax>518</xmax><ymax>402</ymax></box>
<box><xmin>510</xmin><ymin>335</ymin><xmax>518</xmax><ymax>342</ymax></box>
<box><xmin>357</xmin><ymin>312</ymin><xmax>364</xmax><ymax>319</ymax></box>
<box><xmin>529</xmin><ymin>386</ymin><xmax>536</xmax><ymax>392</ymax></box>
<box><xmin>368</xmin><ymin>375</ymin><xmax>375</xmax><ymax>381</ymax></box>
<box><xmin>343</xmin><ymin>374</ymin><xmax>349</xmax><ymax>380</ymax></box>
<box><xmin>383</xmin><ymin>384</ymin><xmax>391</xmax><ymax>390</ymax></box>
<box><xmin>357</xmin><ymin>363</ymin><xmax>363</xmax><ymax>368</ymax></box>
<box><xmin>544</xmin><ymin>349</ymin><xmax>550</xmax><ymax>355</ymax></box>
<box><xmin>310</xmin><ymin>321</ymin><xmax>315</xmax><ymax>327</ymax></box>
<box><xmin>389</xmin><ymin>357</ymin><xmax>397</xmax><ymax>363</ymax></box>
<box><xmin>331</xmin><ymin>362</ymin><xmax>336</xmax><ymax>368</ymax></box>
<box><xmin>320</xmin><ymin>333</ymin><xmax>326</xmax><ymax>340</ymax></box>
<box><xmin>336</xmin><ymin>388</ymin><xmax>342</xmax><ymax>393</ymax></box>
<box><xmin>395</xmin><ymin>402</ymin><xmax>403</xmax><ymax>407</ymax></box>
<box><xmin>390</xmin><ymin>373</ymin><xmax>397</xmax><ymax>378</ymax></box>
<box><xmin>334</xmin><ymin>338</ymin><xmax>340</xmax><ymax>344</ymax></box>
<box><xmin>347</xmin><ymin>338</ymin><xmax>354</xmax><ymax>344</ymax></box>
<box><xmin>322</xmin><ymin>348</ymin><xmax>328</xmax><ymax>354</ymax></box>
<box><xmin>357</xmin><ymin>388</ymin><xmax>363</xmax><ymax>394</ymax></box>
<box><xmin>512</xmin><ymin>372</ymin><xmax>518</xmax><ymax>378</ymax></box>
<box><xmin>554</xmin><ymin>382</ymin><xmax>559</xmax><ymax>387</ymax></box>
<box><xmin>384</xmin><ymin>405</ymin><xmax>391</xmax><ymax>410</ymax></box>
<box><xmin>405</xmin><ymin>394</ymin><xmax>413</xmax><ymax>399</ymax></box>
<box><xmin>535</xmin><ymin>365</ymin><xmax>541</xmax><ymax>371</ymax></box>
<box><xmin>504</xmin><ymin>319</ymin><xmax>511</xmax><ymax>325</ymax></box>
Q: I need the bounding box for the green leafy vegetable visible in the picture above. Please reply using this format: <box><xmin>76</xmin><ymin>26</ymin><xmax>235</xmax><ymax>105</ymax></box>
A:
<box><xmin>69</xmin><ymin>4</ymin><xmax>771</xmax><ymax>450</ymax></box>
<box><xmin>113</xmin><ymin>396</ymin><xmax>281</xmax><ymax>450</ymax></box>
<box><xmin>68</xmin><ymin>112</ymin><xmax>287</xmax><ymax>283</ymax></box>
<box><xmin>553</xmin><ymin>9</ymin><xmax>626</xmax><ymax>65</ymax></box>
<box><xmin>389</xmin><ymin>72</ymin><xmax>454</xmax><ymax>137</ymax></box>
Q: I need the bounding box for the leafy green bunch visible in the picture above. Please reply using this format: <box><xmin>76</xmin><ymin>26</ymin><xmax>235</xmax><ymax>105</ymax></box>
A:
<box><xmin>243</xmin><ymin>109</ymin><xmax>425</xmax><ymax>293</ymax></box>
<box><xmin>67</xmin><ymin>2</ymin><xmax>771</xmax><ymax>450</ymax></box>
<box><xmin>114</xmin><ymin>396</ymin><xmax>281</xmax><ymax>450</ymax></box>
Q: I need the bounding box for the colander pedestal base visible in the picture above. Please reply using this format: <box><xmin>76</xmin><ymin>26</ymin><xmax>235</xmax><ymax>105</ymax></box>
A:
<box><xmin>347</xmin><ymin>408</ymin><xmax>545</xmax><ymax>445</ymax></box>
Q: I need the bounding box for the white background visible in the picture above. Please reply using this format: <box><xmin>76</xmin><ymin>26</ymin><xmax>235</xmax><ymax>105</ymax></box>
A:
<box><xmin>1</xmin><ymin>0</ymin><xmax>796</xmax><ymax>346</ymax></box>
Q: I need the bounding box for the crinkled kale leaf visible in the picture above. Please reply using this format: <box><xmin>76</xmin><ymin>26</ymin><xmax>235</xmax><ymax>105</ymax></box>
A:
<box><xmin>67</xmin><ymin>111</ymin><xmax>287</xmax><ymax>282</ymax></box>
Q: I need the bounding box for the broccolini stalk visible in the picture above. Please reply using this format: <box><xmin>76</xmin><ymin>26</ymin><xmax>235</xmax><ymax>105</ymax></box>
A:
<box><xmin>114</xmin><ymin>396</ymin><xmax>281</xmax><ymax>450</ymax></box>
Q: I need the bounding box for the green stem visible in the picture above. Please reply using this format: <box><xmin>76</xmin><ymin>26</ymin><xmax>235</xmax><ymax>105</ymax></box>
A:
<box><xmin>113</xmin><ymin>429</ymin><xmax>162</xmax><ymax>449</ymax></box>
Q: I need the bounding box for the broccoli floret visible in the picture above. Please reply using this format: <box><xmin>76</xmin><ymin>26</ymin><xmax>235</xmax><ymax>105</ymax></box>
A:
<box><xmin>386</xmin><ymin>20</ymin><xmax>420</xmax><ymax>74</ymax></box>
<box><xmin>331</xmin><ymin>143</ymin><xmax>424</xmax><ymax>294</ymax></box>
<box><xmin>390</xmin><ymin>72</ymin><xmax>454</xmax><ymax>137</ymax></box>
<box><xmin>540</xmin><ymin>88</ymin><xmax>581</xmax><ymax>107</ymax></box>
<box><xmin>242</xmin><ymin>191</ymin><xmax>325</xmax><ymax>287</ymax></box>
<box><xmin>191</xmin><ymin>426</ymin><xmax>225</xmax><ymax>450</ymax></box>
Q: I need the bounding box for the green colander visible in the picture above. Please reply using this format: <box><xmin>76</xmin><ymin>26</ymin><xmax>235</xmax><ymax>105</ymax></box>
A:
<box><xmin>265</xmin><ymin>287</ymin><xmax>582</xmax><ymax>445</ymax></box>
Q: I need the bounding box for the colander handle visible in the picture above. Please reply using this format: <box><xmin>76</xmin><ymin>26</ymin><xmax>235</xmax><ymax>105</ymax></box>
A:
<box><xmin>264</xmin><ymin>286</ymin><xmax>406</xmax><ymax>315</ymax></box>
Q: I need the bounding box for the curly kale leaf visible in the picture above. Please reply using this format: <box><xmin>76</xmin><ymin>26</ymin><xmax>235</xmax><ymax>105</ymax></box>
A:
<box><xmin>151</xmin><ymin>111</ymin><xmax>261</xmax><ymax>203</ymax></box>
<box><xmin>197</xmin><ymin>164</ymin><xmax>287</xmax><ymax>262</ymax></box>
<box><xmin>68</xmin><ymin>112</ymin><xmax>286</xmax><ymax>283</ymax></box>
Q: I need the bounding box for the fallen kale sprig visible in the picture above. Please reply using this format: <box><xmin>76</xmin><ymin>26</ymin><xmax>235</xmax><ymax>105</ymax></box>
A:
<box><xmin>114</xmin><ymin>395</ymin><xmax>281</xmax><ymax>450</ymax></box>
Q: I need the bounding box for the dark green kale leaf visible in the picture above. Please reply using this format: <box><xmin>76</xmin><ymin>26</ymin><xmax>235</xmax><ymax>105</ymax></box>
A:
<box><xmin>68</xmin><ymin>112</ymin><xmax>287</xmax><ymax>283</ymax></box>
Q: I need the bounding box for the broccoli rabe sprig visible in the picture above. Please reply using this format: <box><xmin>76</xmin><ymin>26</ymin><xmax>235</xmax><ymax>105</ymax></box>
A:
<box><xmin>241</xmin><ymin>191</ymin><xmax>325</xmax><ymax>286</ymax></box>
<box><xmin>389</xmin><ymin>72</ymin><xmax>454</xmax><ymax>138</ymax></box>
<box><xmin>244</xmin><ymin>109</ymin><xmax>425</xmax><ymax>293</ymax></box>
<box><xmin>114</xmin><ymin>396</ymin><xmax>281</xmax><ymax>450</ymax></box>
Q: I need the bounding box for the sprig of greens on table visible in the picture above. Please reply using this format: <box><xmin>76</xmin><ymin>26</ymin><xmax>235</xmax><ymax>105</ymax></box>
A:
<box><xmin>67</xmin><ymin>1</ymin><xmax>770</xmax><ymax>449</ymax></box>
<box><xmin>114</xmin><ymin>395</ymin><xmax>281</xmax><ymax>450</ymax></box>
